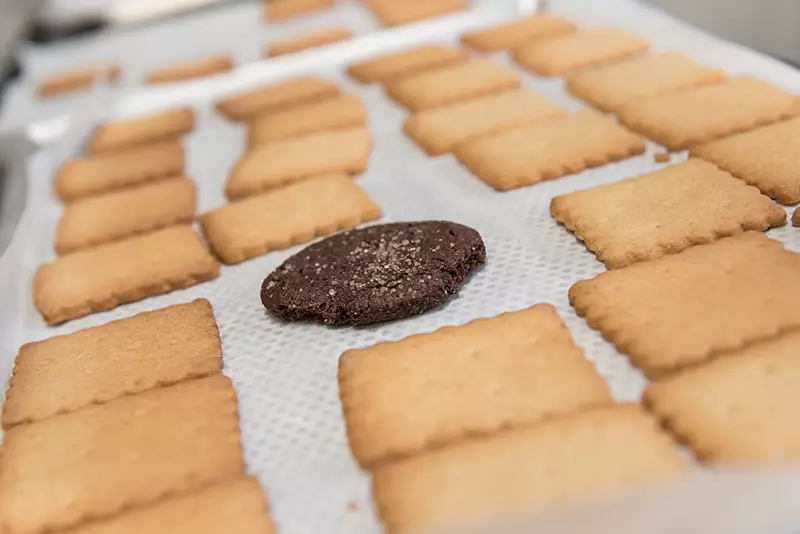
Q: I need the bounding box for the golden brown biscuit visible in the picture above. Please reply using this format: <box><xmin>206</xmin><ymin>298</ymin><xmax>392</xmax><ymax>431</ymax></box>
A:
<box><xmin>0</xmin><ymin>376</ymin><xmax>244</xmax><ymax>534</ymax></box>
<box><xmin>145</xmin><ymin>54</ymin><xmax>233</xmax><ymax>85</ymax></box>
<box><xmin>37</xmin><ymin>64</ymin><xmax>120</xmax><ymax>98</ymax></box>
<box><xmin>461</xmin><ymin>14</ymin><xmax>576</xmax><ymax>52</ymax></box>
<box><xmin>367</xmin><ymin>0</ymin><xmax>467</xmax><ymax>27</ymax></box>
<box><xmin>215</xmin><ymin>77</ymin><xmax>340</xmax><ymax>121</ymax></box>
<box><xmin>263</xmin><ymin>0</ymin><xmax>334</xmax><ymax>21</ymax></box>
<box><xmin>265</xmin><ymin>26</ymin><xmax>352</xmax><ymax>57</ymax></box>
<box><xmin>34</xmin><ymin>225</ymin><xmax>220</xmax><ymax>325</ymax></box>
<box><xmin>3</xmin><ymin>299</ymin><xmax>221</xmax><ymax>428</ymax></box>
<box><xmin>54</xmin><ymin>176</ymin><xmax>196</xmax><ymax>255</ymax></box>
<box><xmin>86</xmin><ymin>107</ymin><xmax>195</xmax><ymax>155</ymax></box>
<box><xmin>347</xmin><ymin>45</ymin><xmax>468</xmax><ymax>84</ymax></box>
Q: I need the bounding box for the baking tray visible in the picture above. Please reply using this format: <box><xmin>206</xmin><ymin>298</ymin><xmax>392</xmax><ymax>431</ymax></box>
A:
<box><xmin>2</xmin><ymin>1</ymin><xmax>800</xmax><ymax>533</ymax></box>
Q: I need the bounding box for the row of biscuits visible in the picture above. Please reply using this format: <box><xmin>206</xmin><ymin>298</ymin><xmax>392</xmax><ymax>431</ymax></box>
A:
<box><xmin>0</xmin><ymin>300</ymin><xmax>274</xmax><ymax>533</ymax></box>
<box><xmin>36</xmin><ymin>0</ymin><xmax>468</xmax><ymax>98</ymax></box>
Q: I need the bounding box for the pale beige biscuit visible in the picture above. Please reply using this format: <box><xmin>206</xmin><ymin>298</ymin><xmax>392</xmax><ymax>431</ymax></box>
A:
<box><xmin>37</xmin><ymin>64</ymin><xmax>120</xmax><ymax>98</ymax></box>
<box><xmin>265</xmin><ymin>26</ymin><xmax>353</xmax><ymax>57</ymax></box>
<box><xmin>339</xmin><ymin>304</ymin><xmax>611</xmax><ymax>467</ymax></box>
<box><xmin>461</xmin><ymin>14</ymin><xmax>577</xmax><ymax>52</ymax></box>
<box><xmin>55</xmin><ymin>176</ymin><xmax>196</xmax><ymax>255</ymax></box>
<box><xmin>645</xmin><ymin>330</ymin><xmax>800</xmax><ymax>463</ymax></box>
<box><xmin>385</xmin><ymin>57</ymin><xmax>520</xmax><ymax>111</ymax></box>
<box><xmin>215</xmin><ymin>77</ymin><xmax>340</xmax><ymax>122</ymax></box>
<box><xmin>263</xmin><ymin>0</ymin><xmax>334</xmax><ymax>21</ymax></box>
<box><xmin>347</xmin><ymin>45</ymin><xmax>467</xmax><ymax>85</ymax></box>
<box><xmin>617</xmin><ymin>76</ymin><xmax>799</xmax><ymax>150</ymax></box>
<box><xmin>55</xmin><ymin>140</ymin><xmax>185</xmax><ymax>201</ymax></box>
<box><xmin>145</xmin><ymin>54</ymin><xmax>233</xmax><ymax>85</ymax></box>
<box><xmin>248</xmin><ymin>94</ymin><xmax>366</xmax><ymax>145</ymax></box>
<box><xmin>566</xmin><ymin>52</ymin><xmax>726</xmax><ymax>113</ymax></box>
<box><xmin>513</xmin><ymin>27</ymin><xmax>649</xmax><ymax>77</ymax></box>
<box><xmin>86</xmin><ymin>107</ymin><xmax>195</xmax><ymax>155</ymax></box>
<box><xmin>403</xmin><ymin>88</ymin><xmax>565</xmax><ymax>156</ymax></box>
<box><xmin>550</xmin><ymin>159</ymin><xmax>787</xmax><ymax>269</ymax></box>
<box><xmin>367</xmin><ymin>0</ymin><xmax>467</xmax><ymax>27</ymax></box>
<box><xmin>569</xmin><ymin>232</ymin><xmax>800</xmax><ymax>378</ymax></box>
<box><xmin>226</xmin><ymin>126</ymin><xmax>371</xmax><ymax>199</ymax></box>
<box><xmin>3</xmin><ymin>299</ymin><xmax>221</xmax><ymax>429</ymax></box>
<box><xmin>454</xmin><ymin>109</ymin><xmax>645</xmax><ymax>191</ymax></box>
<box><xmin>34</xmin><ymin>225</ymin><xmax>220</xmax><ymax>325</ymax></box>
<box><xmin>372</xmin><ymin>404</ymin><xmax>685</xmax><ymax>534</ymax></box>
<box><xmin>202</xmin><ymin>174</ymin><xmax>380</xmax><ymax>264</ymax></box>
<box><xmin>62</xmin><ymin>476</ymin><xmax>274</xmax><ymax>534</ymax></box>
<box><xmin>0</xmin><ymin>376</ymin><xmax>244</xmax><ymax>534</ymax></box>
<box><xmin>691</xmin><ymin>116</ymin><xmax>800</xmax><ymax>204</ymax></box>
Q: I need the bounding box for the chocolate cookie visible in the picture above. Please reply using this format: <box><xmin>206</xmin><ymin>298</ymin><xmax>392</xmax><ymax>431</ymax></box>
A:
<box><xmin>261</xmin><ymin>221</ymin><xmax>486</xmax><ymax>326</ymax></box>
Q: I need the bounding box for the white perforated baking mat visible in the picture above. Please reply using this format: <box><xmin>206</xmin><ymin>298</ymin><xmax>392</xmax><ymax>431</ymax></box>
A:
<box><xmin>2</xmin><ymin>1</ymin><xmax>800</xmax><ymax>533</ymax></box>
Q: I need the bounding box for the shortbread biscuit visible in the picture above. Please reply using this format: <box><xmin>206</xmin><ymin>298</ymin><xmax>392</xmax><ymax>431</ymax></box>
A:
<box><xmin>513</xmin><ymin>27</ymin><xmax>649</xmax><ymax>76</ymax></box>
<box><xmin>55</xmin><ymin>176</ymin><xmax>196</xmax><ymax>255</ymax></box>
<box><xmin>566</xmin><ymin>52</ymin><xmax>726</xmax><ymax>113</ymax></box>
<box><xmin>202</xmin><ymin>174</ymin><xmax>380</xmax><ymax>264</ymax></box>
<box><xmin>3</xmin><ymin>299</ymin><xmax>221</xmax><ymax>428</ymax></box>
<box><xmin>265</xmin><ymin>26</ymin><xmax>352</xmax><ymax>57</ymax></box>
<box><xmin>226</xmin><ymin>126</ymin><xmax>371</xmax><ymax>199</ymax></box>
<box><xmin>248</xmin><ymin>94</ymin><xmax>366</xmax><ymax>145</ymax></box>
<box><xmin>691</xmin><ymin>116</ymin><xmax>800</xmax><ymax>204</ymax></box>
<box><xmin>215</xmin><ymin>77</ymin><xmax>340</xmax><ymax>121</ymax></box>
<box><xmin>86</xmin><ymin>107</ymin><xmax>195</xmax><ymax>155</ymax></box>
<box><xmin>56</xmin><ymin>140</ymin><xmax>185</xmax><ymax>201</ymax></box>
<box><xmin>569</xmin><ymin>232</ymin><xmax>800</xmax><ymax>378</ymax></box>
<box><xmin>372</xmin><ymin>404</ymin><xmax>684</xmax><ymax>534</ymax></box>
<box><xmin>347</xmin><ymin>45</ymin><xmax>467</xmax><ymax>84</ymax></box>
<box><xmin>461</xmin><ymin>14</ymin><xmax>576</xmax><ymax>52</ymax></box>
<box><xmin>0</xmin><ymin>376</ymin><xmax>244</xmax><ymax>534</ymax></box>
<box><xmin>64</xmin><ymin>476</ymin><xmax>274</xmax><ymax>534</ymax></box>
<box><xmin>263</xmin><ymin>0</ymin><xmax>334</xmax><ymax>21</ymax></box>
<box><xmin>145</xmin><ymin>54</ymin><xmax>233</xmax><ymax>84</ymax></box>
<box><xmin>645</xmin><ymin>330</ymin><xmax>800</xmax><ymax>463</ymax></box>
<box><xmin>37</xmin><ymin>64</ymin><xmax>120</xmax><ymax>98</ymax></box>
<box><xmin>454</xmin><ymin>109</ymin><xmax>645</xmax><ymax>190</ymax></box>
<box><xmin>34</xmin><ymin>225</ymin><xmax>220</xmax><ymax>325</ymax></box>
<box><xmin>340</xmin><ymin>304</ymin><xmax>611</xmax><ymax>467</ymax></box>
<box><xmin>550</xmin><ymin>159</ymin><xmax>787</xmax><ymax>269</ymax></box>
<box><xmin>617</xmin><ymin>77</ymin><xmax>799</xmax><ymax>150</ymax></box>
<box><xmin>367</xmin><ymin>0</ymin><xmax>467</xmax><ymax>27</ymax></box>
<box><xmin>385</xmin><ymin>57</ymin><xmax>520</xmax><ymax>111</ymax></box>
<box><xmin>404</xmin><ymin>88</ymin><xmax>564</xmax><ymax>156</ymax></box>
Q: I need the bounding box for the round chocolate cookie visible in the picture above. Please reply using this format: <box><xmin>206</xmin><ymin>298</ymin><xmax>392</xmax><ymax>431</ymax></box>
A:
<box><xmin>261</xmin><ymin>221</ymin><xmax>486</xmax><ymax>326</ymax></box>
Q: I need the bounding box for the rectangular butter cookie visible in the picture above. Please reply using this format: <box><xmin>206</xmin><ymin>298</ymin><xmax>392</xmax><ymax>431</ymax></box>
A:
<box><xmin>215</xmin><ymin>77</ymin><xmax>340</xmax><ymax>122</ymax></box>
<box><xmin>550</xmin><ymin>159</ymin><xmax>786</xmax><ymax>269</ymax></box>
<box><xmin>248</xmin><ymin>94</ymin><xmax>366</xmax><ymax>145</ymax></box>
<box><xmin>145</xmin><ymin>54</ymin><xmax>233</xmax><ymax>85</ymax></box>
<box><xmin>566</xmin><ymin>52</ymin><xmax>726</xmax><ymax>113</ymax></box>
<box><xmin>569</xmin><ymin>232</ymin><xmax>800</xmax><ymax>378</ymax></box>
<box><xmin>691</xmin><ymin>116</ymin><xmax>800</xmax><ymax>204</ymax></box>
<box><xmin>3</xmin><ymin>299</ymin><xmax>221</xmax><ymax>428</ymax></box>
<box><xmin>454</xmin><ymin>109</ymin><xmax>645</xmax><ymax>191</ymax></box>
<box><xmin>55</xmin><ymin>176</ymin><xmax>196</xmax><ymax>255</ymax></box>
<box><xmin>403</xmin><ymin>88</ymin><xmax>565</xmax><ymax>156</ymax></box>
<box><xmin>513</xmin><ymin>27</ymin><xmax>649</xmax><ymax>77</ymax></box>
<box><xmin>37</xmin><ymin>64</ymin><xmax>120</xmax><ymax>98</ymax></box>
<box><xmin>367</xmin><ymin>0</ymin><xmax>467</xmax><ymax>27</ymax></box>
<box><xmin>339</xmin><ymin>304</ymin><xmax>611</xmax><ymax>467</ymax></box>
<box><xmin>385</xmin><ymin>57</ymin><xmax>520</xmax><ymax>111</ymax></box>
<box><xmin>0</xmin><ymin>375</ymin><xmax>244</xmax><ymax>534</ymax></box>
<box><xmin>56</xmin><ymin>139</ymin><xmax>185</xmax><ymax>201</ymax></box>
<box><xmin>63</xmin><ymin>476</ymin><xmax>274</xmax><ymax>534</ymax></box>
<box><xmin>86</xmin><ymin>107</ymin><xmax>195</xmax><ymax>155</ymax></box>
<box><xmin>226</xmin><ymin>126</ymin><xmax>371</xmax><ymax>199</ymax></box>
<box><xmin>461</xmin><ymin>14</ymin><xmax>576</xmax><ymax>52</ymax></box>
<box><xmin>372</xmin><ymin>404</ymin><xmax>684</xmax><ymax>534</ymax></box>
<box><xmin>347</xmin><ymin>44</ymin><xmax>467</xmax><ymax>84</ymax></box>
<box><xmin>34</xmin><ymin>225</ymin><xmax>220</xmax><ymax>325</ymax></box>
<box><xmin>645</xmin><ymin>330</ymin><xmax>800</xmax><ymax>464</ymax></box>
<box><xmin>202</xmin><ymin>174</ymin><xmax>380</xmax><ymax>264</ymax></box>
<box><xmin>265</xmin><ymin>26</ymin><xmax>352</xmax><ymax>57</ymax></box>
<box><xmin>617</xmin><ymin>76</ymin><xmax>799</xmax><ymax>150</ymax></box>
<box><xmin>263</xmin><ymin>0</ymin><xmax>334</xmax><ymax>21</ymax></box>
